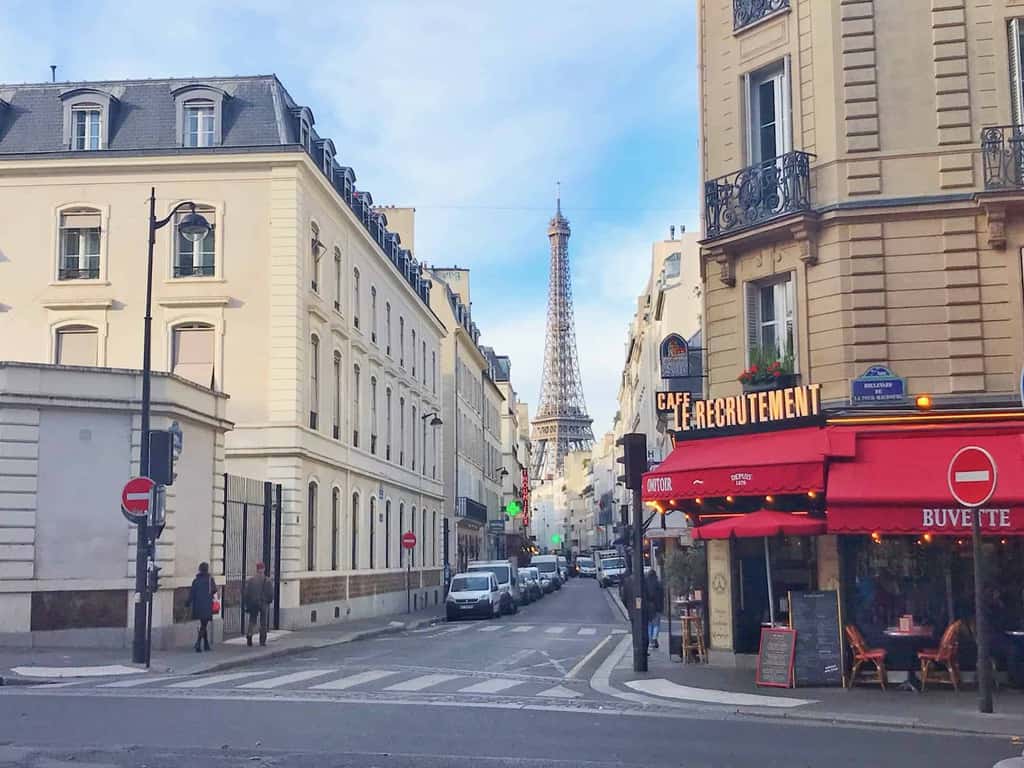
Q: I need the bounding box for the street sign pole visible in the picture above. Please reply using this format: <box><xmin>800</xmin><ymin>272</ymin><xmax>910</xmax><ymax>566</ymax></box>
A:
<box><xmin>948</xmin><ymin>446</ymin><xmax>997</xmax><ymax>714</ymax></box>
<box><xmin>632</xmin><ymin>485</ymin><xmax>648</xmax><ymax>673</ymax></box>
<box><xmin>402</xmin><ymin>531</ymin><xmax>417</xmax><ymax>614</ymax></box>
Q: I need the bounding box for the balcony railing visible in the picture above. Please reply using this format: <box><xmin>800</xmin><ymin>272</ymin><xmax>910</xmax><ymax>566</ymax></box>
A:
<box><xmin>982</xmin><ymin>125</ymin><xmax>1024</xmax><ymax>190</ymax></box>
<box><xmin>704</xmin><ymin>151</ymin><xmax>813</xmax><ymax>240</ymax></box>
<box><xmin>456</xmin><ymin>497</ymin><xmax>488</xmax><ymax>525</ymax></box>
<box><xmin>58</xmin><ymin>266</ymin><xmax>99</xmax><ymax>280</ymax></box>
<box><xmin>174</xmin><ymin>263</ymin><xmax>215</xmax><ymax>278</ymax></box>
<box><xmin>734</xmin><ymin>0</ymin><xmax>789</xmax><ymax>31</ymax></box>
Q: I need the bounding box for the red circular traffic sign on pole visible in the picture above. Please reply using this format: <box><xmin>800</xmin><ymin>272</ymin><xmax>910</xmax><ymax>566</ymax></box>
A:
<box><xmin>947</xmin><ymin>446</ymin><xmax>998</xmax><ymax>508</ymax></box>
<box><xmin>121</xmin><ymin>476</ymin><xmax>155</xmax><ymax>520</ymax></box>
<box><xmin>401</xmin><ymin>531</ymin><xmax>417</xmax><ymax>550</ymax></box>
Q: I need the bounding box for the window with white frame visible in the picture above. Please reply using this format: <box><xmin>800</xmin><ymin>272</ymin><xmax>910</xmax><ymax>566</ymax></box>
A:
<box><xmin>353</xmin><ymin>268</ymin><xmax>361</xmax><ymax>328</ymax></box>
<box><xmin>172</xmin><ymin>323</ymin><xmax>215</xmax><ymax>388</ymax></box>
<box><xmin>333</xmin><ymin>248</ymin><xmax>342</xmax><ymax>311</ymax></box>
<box><xmin>310</xmin><ymin>223</ymin><xmax>323</xmax><ymax>293</ymax></box>
<box><xmin>309</xmin><ymin>334</ymin><xmax>320</xmax><ymax>430</ymax></box>
<box><xmin>399</xmin><ymin>317</ymin><xmax>405</xmax><ymax>366</ymax></box>
<box><xmin>71</xmin><ymin>105</ymin><xmax>102</xmax><ymax>150</ymax></box>
<box><xmin>385</xmin><ymin>501</ymin><xmax>392</xmax><ymax>569</ymax></box>
<box><xmin>745</xmin><ymin>60</ymin><xmax>790</xmax><ymax>164</ymax></box>
<box><xmin>411</xmin><ymin>329</ymin><xmax>417</xmax><ymax>378</ymax></box>
<box><xmin>369</xmin><ymin>497</ymin><xmax>377</xmax><ymax>570</ymax></box>
<box><xmin>410</xmin><ymin>505</ymin><xmax>417</xmax><ymax>567</ymax></box>
<box><xmin>411</xmin><ymin>405</ymin><xmax>417</xmax><ymax>471</ymax></box>
<box><xmin>184</xmin><ymin>100</ymin><xmax>216</xmax><ymax>148</ymax></box>
<box><xmin>331</xmin><ymin>488</ymin><xmax>340</xmax><ymax>571</ymax></box>
<box><xmin>351</xmin><ymin>492</ymin><xmax>360</xmax><ymax>569</ymax></box>
<box><xmin>421</xmin><ymin>417</ymin><xmax>427</xmax><ymax>477</ymax></box>
<box><xmin>371</xmin><ymin>287</ymin><xmax>378</xmax><ymax>343</ymax></box>
<box><xmin>399</xmin><ymin>503</ymin><xmax>406</xmax><ymax>567</ymax></box>
<box><xmin>386</xmin><ymin>387</ymin><xmax>393</xmax><ymax>461</ymax></box>
<box><xmin>399</xmin><ymin>396</ymin><xmax>406</xmax><ymax>466</ymax></box>
<box><xmin>58</xmin><ymin>208</ymin><xmax>101</xmax><ymax>280</ymax></box>
<box><xmin>55</xmin><ymin>325</ymin><xmax>98</xmax><ymax>366</ymax></box>
<box><xmin>745</xmin><ymin>274</ymin><xmax>796</xmax><ymax>366</ymax></box>
<box><xmin>432</xmin><ymin>427</ymin><xmax>437</xmax><ymax>479</ymax></box>
<box><xmin>174</xmin><ymin>205</ymin><xmax>216</xmax><ymax>277</ymax></box>
<box><xmin>370</xmin><ymin>376</ymin><xmax>379</xmax><ymax>455</ymax></box>
<box><xmin>432</xmin><ymin>351</ymin><xmax>436</xmax><ymax>394</ymax></box>
<box><xmin>421</xmin><ymin>341</ymin><xmax>427</xmax><ymax>385</ymax></box>
<box><xmin>307</xmin><ymin>481</ymin><xmax>318</xmax><ymax>571</ymax></box>
<box><xmin>332</xmin><ymin>351</ymin><xmax>342</xmax><ymax>440</ymax></box>
<box><xmin>385</xmin><ymin>302</ymin><xmax>392</xmax><ymax>355</ymax></box>
<box><xmin>352</xmin><ymin>363</ymin><xmax>361</xmax><ymax>447</ymax></box>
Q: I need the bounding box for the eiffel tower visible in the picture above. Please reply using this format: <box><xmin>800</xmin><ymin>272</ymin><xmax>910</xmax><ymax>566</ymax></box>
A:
<box><xmin>531</xmin><ymin>192</ymin><xmax>594</xmax><ymax>480</ymax></box>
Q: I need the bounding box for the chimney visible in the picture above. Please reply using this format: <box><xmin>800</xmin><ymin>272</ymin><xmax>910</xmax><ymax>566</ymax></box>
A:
<box><xmin>669</xmin><ymin>225</ymin><xmax>675</xmax><ymax>240</ymax></box>
<box><xmin>50</xmin><ymin>65</ymin><xmax>57</xmax><ymax>83</ymax></box>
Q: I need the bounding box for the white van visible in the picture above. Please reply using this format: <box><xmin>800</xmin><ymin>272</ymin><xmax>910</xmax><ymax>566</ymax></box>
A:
<box><xmin>467</xmin><ymin>560</ymin><xmax>519</xmax><ymax>614</ymax></box>
<box><xmin>597</xmin><ymin>554</ymin><xmax>627</xmax><ymax>588</ymax></box>
<box><xmin>530</xmin><ymin>555</ymin><xmax>562</xmax><ymax>591</ymax></box>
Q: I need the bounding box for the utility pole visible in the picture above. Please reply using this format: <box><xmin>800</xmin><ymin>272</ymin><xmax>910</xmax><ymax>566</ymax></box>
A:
<box><xmin>617</xmin><ymin>432</ymin><xmax>648</xmax><ymax>673</ymax></box>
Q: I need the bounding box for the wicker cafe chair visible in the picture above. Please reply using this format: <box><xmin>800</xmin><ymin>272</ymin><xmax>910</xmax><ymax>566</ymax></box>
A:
<box><xmin>918</xmin><ymin>620</ymin><xmax>963</xmax><ymax>692</ymax></box>
<box><xmin>845</xmin><ymin>624</ymin><xmax>888</xmax><ymax>690</ymax></box>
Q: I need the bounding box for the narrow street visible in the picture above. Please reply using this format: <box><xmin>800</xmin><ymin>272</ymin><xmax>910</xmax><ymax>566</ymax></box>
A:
<box><xmin>1</xmin><ymin>579</ymin><xmax>1018</xmax><ymax>767</ymax></box>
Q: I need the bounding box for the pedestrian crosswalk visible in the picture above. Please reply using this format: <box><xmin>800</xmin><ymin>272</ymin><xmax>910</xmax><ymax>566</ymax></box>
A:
<box><xmin>43</xmin><ymin>665</ymin><xmax>588</xmax><ymax>702</ymax></box>
<box><xmin>436</xmin><ymin>623</ymin><xmax>610</xmax><ymax>637</ymax></box>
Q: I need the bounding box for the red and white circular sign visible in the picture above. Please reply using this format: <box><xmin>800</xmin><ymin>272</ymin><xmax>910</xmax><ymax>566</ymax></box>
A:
<box><xmin>401</xmin><ymin>531</ymin><xmax>417</xmax><ymax>550</ymax></box>
<box><xmin>947</xmin><ymin>446</ymin><xmax>998</xmax><ymax>508</ymax></box>
<box><xmin>121</xmin><ymin>476</ymin><xmax>155</xmax><ymax>519</ymax></box>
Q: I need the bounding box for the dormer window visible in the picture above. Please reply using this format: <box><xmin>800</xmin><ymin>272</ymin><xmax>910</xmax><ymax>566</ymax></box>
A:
<box><xmin>184</xmin><ymin>100</ymin><xmax>215</xmax><ymax>147</ymax></box>
<box><xmin>172</xmin><ymin>84</ymin><xmax>227</xmax><ymax>148</ymax></box>
<box><xmin>60</xmin><ymin>87</ymin><xmax>114</xmax><ymax>151</ymax></box>
<box><xmin>320</xmin><ymin>139</ymin><xmax>335</xmax><ymax>180</ymax></box>
<box><xmin>292</xmin><ymin>106</ymin><xmax>315</xmax><ymax>153</ymax></box>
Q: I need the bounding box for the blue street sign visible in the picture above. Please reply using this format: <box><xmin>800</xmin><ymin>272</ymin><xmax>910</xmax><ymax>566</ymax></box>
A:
<box><xmin>851</xmin><ymin>365</ymin><xmax>906</xmax><ymax>403</ymax></box>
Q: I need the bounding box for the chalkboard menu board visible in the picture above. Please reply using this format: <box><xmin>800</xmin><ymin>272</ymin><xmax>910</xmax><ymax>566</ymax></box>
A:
<box><xmin>790</xmin><ymin>590</ymin><xmax>844</xmax><ymax>687</ymax></box>
<box><xmin>756</xmin><ymin>627</ymin><xmax>796</xmax><ymax>688</ymax></box>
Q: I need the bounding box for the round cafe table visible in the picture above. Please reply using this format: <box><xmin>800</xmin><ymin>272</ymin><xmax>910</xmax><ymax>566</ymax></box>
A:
<box><xmin>883</xmin><ymin>626</ymin><xmax>935</xmax><ymax>692</ymax></box>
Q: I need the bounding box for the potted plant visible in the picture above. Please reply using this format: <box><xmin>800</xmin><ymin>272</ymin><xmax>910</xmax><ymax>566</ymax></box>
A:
<box><xmin>738</xmin><ymin>345</ymin><xmax>795</xmax><ymax>392</ymax></box>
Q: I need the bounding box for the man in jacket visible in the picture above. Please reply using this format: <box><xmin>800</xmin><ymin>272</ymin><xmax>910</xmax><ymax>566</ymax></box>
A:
<box><xmin>243</xmin><ymin>562</ymin><xmax>274</xmax><ymax>647</ymax></box>
<box><xmin>645</xmin><ymin>568</ymin><xmax>665</xmax><ymax>649</ymax></box>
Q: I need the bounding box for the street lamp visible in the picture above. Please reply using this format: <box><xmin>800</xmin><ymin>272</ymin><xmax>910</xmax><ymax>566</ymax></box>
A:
<box><xmin>421</xmin><ymin>411</ymin><xmax>443</xmax><ymax>427</ymax></box>
<box><xmin>132</xmin><ymin>188</ymin><xmax>211</xmax><ymax>664</ymax></box>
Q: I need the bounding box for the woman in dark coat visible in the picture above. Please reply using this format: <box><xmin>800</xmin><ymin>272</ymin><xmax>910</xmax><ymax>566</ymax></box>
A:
<box><xmin>185</xmin><ymin>561</ymin><xmax>217</xmax><ymax>652</ymax></box>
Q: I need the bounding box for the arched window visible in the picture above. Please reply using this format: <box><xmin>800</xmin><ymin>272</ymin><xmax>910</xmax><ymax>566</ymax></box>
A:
<box><xmin>370</xmin><ymin>376</ymin><xmax>378</xmax><ymax>455</ymax></box>
<box><xmin>58</xmin><ymin>207</ymin><xmax>102</xmax><ymax>280</ymax></box>
<box><xmin>309</xmin><ymin>334</ymin><xmax>320</xmax><ymax>430</ymax></box>
<box><xmin>352</xmin><ymin>267</ymin><xmax>361</xmax><ymax>329</ymax></box>
<box><xmin>411</xmin><ymin>405</ymin><xmax>417</xmax><ymax>471</ymax></box>
<box><xmin>399</xmin><ymin>396</ymin><xmax>405</xmax><ymax>466</ymax></box>
<box><xmin>432</xmin><ymin>510</ymin><xmax>437</xmax><ymax>566</ymax></box>
<box><xmin>371</xmin><ymin>286</ymin><xmax>378</xmax><ymax>344</ymax></box>
<box><xmin>369</xmin><ymin>497</ymin><xmax>377</xmax><ymax>570</ymax></box>
<box><xmin>333</xmin><ymin>247</ymin><xmax>342</xmax><ymax>311</ymax></box>
<box><xmin>331</xmin><ymin>487</ymin><xmax>341</xmax><ymax>571</ymax></box>
<box><xmin>384</xmin><ymin>500</ymin><xmax>393</xmax><ymax>569</ymax></box>
<box><xmin>399</xmin><ymin>503</ymin><xmax>406</xmax><ymax>567</ymax></box>
<box><xmin>411</xmin><ymin>505</ymin><xmax>417</xmax><ymax>567</ymax></box>
<box><xmin>307</xmin><ymin>481</ymin><xmax>318</xmax><ymax>571</ymax></box>
<box><xmin>55</xmin><ymin>325</ymin><xmax>98</xmax><ymax>366</ymax></box>
<box><xmin>352</xmin><ymin>364</ymin><xmax>361</xmax><ymax>447</ymax></box>
<box><xmin>171</xmin><ymin>322</ymin><xmax>215</xmax><ymax>388</ymax></box>
<box><xmin>411</xmin><ymin>329</ymin><xmax>417</xmax><ymax>377</ymax></box>
<box><xmin>422</xmin><ymin>340</ymin><xmax>427</xmax><ymax>385</ymax></box>
<box><xmin>399</xmin><ymin>316</ymin><xmax>405</xmax><ymax>366</ymax></box>
<box><xmin>310</xmin><ymin>222</ymin><xmax>324</xmax><ymax>292</ymax></box>
<box><xmin>332</xmin><ymin>351</ymin><xmax>342</xmax><ymax>440</ymax></box>
<box><xmin>385</xmin><ymin>387</ymin><xmax>393</xmax><ymax>461</ymax></box>
<box><xmin>351</xmin><ymin>492</ymin><xmax>360</xmax><ymax>570</ymax></box>
<box><xmin>385</xmin><ymin>302</ymin><xmax>392</xmax><ymax>356</ymax></box>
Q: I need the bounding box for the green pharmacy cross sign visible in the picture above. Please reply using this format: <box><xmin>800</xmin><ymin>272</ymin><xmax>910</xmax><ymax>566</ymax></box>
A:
<box><xmin>551</xmin><ymin>533</ymin><xmax>563</xmax><ymax>545</ymax></box>
<box><xmin>504</xmin><ymin>500</ymin><xmax>523</xmax><ymax>518</ymax></box>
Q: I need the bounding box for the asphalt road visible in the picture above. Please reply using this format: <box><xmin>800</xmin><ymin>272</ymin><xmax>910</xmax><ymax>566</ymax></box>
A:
<box><xmin>0</xmin><ymin>578</ymin><xmax>1019</xmax><ymax>768</ymax></box>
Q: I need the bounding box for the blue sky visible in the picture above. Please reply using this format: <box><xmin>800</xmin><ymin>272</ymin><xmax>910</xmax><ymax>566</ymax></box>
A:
<box><xmin>2</xmin><ymin>0</ymin><xmax>700</xmax><ymax>435</ymax></box>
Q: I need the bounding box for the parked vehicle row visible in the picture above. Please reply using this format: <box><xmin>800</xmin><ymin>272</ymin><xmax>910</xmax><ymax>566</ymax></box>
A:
<box><xmin>445</xmin><ymin>557</ymin><xmax>569</xmax><ymax>621</ymax></box>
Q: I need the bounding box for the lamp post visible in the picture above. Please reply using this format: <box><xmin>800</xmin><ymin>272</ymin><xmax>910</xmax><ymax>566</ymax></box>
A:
<box><xmin>132</xmin><ymin>188</ymin><xmax>211</xmax><ymax>664</ymax></box>
<box><xmin>418</xmin><ymin>411</ymin><xmax>444</xmax><ymax>587</ymax></box>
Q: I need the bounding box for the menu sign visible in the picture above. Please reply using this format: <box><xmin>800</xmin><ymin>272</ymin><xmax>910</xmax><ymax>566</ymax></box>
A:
<box><xmin>756</xmin><ymin>627</ymin><xmax>796</xmax><ymax>688</ymax></box>
<box><xmin>656</xmin><ymin>384</ymin><xmax>822</xmax><ymax>435</ymax></box>
<box><xmin>789</xmin><ymin>590</ymin><xmax>844</xmax><ymax>687</ymax></box>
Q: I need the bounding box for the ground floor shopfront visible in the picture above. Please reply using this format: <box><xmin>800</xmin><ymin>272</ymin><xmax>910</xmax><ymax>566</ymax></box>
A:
<box><xmin>642</xmin><ymin>410</ymin><xmax>1024</xmax><ymax>678</ymax></box>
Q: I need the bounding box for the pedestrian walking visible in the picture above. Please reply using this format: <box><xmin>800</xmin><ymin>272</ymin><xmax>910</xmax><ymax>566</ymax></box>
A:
<box><xmin>243</xmin><ymin>561</ymin><xmax>274</xmax><ymax>647</ymax></box>
<box><xmin>185</xmin><ymin>561</ymin><xmax>217</xmax><ymax>653</ymax></box>
<box><xmin>645</xmin><ymin>568</ymin><xmax>664</xmax><ymax>649</ymax></box>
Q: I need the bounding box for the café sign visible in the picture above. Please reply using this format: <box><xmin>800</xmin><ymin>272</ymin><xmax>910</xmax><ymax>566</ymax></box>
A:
<box><xmin>656</xmin><ymin>383</ymin><xmax>823</xmax><ymax>434</ymax></box>
<box><xmin>922</xmin><ymin>507</ymin><xmax>1012</xmax><ymax>531</ymax></box>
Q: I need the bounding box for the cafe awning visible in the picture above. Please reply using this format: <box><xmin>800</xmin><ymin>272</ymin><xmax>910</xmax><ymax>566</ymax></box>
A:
<box><xmin>641</xmin><ymin>426</ymin><xmax>830</xmax><ymax>502</ymax></box>
<box><xmin>826</xmin><ymin>422</ymin><xmax>1024</xmax><ymax>535</ymax></box>
<box><xmin>691</xmin><ymin>510</ymin><xmax>826</xmax><ymax>540</ymax></box>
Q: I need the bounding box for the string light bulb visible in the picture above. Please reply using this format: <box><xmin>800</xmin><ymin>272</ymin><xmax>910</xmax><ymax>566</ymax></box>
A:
<box><xmin>807</xmin><ymin>490</ymin><xmax>818</xmax><ymax>499</ymax></box>
<box><xmin>725</xmin><ymin>495</ymin><xmax>734</xmax><ymax>503</ymax></box>
<box><xmin>765</xmin><ymin>495</ymin><xmax>774</xmax><ymax>504</ymax></box>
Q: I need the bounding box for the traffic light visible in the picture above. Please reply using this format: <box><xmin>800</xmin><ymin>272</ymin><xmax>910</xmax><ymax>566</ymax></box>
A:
<box><xmin>616</xmin><ymin>433</ymin><xmax>648</xmax><ymax>490</ymax></box>
<box><xmin>148</xmin><ymin>430</ymin><xmax>175</xmax><ymax>486</ymax></box>
<box><xmin>147</xmin><ymin>562</ymin><xmax>162</xmax><ymax>592</ymax></box>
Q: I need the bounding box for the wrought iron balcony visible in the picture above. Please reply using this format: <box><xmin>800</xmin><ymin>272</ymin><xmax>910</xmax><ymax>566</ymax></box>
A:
<box><xmin>734</xmin><ymin>0</ymin><xmax>789</xmax><ymax>31</ymax></box>
<box><xmin>174</xmin><ymin>263</ymin><xmax>215</xmax><ymax>278</ymax></box>
<box><xmin>456</xmin><ymin>497</ymin><xmax>488</xmax><ymax>525</ymax></box>
<box><xmin>58</xmin><ymin>266</ymin><xmax>99</xmax><ymax>280</ymax></box>
<box><xmin>982</xmin><ymin>125</ymin><xmax>1024</xmax><ymax>190</ymax></box>
<box><xmin>704</xmin><ymin>151</ymin><xmax>813</xmax><ymax>240</ymax></box>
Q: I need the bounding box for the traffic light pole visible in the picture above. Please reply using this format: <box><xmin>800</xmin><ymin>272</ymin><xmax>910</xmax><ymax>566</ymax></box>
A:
<box><xmin>631</xmin><ymin>486</ymin><xmax>648</xmax><ymax>672</ymax></box>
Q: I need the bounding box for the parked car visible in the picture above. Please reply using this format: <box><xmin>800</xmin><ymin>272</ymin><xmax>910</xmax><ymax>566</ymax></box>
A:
<box><xmin>520</xmin><ymin>566</ymin><xmax>543</xmax><ymax>601</ymax></box>
<box><xmin>531</xmin><ymin>555</ymin><xmax>562</xmax><ymax>591</ymax></box>
<box><xmin>445</xmin><ymin>572</ymin><xmax>501</xmax><ymax>621</ymax></box>
<box><xmin>467</xmin><ymin>560</ymin><xmax>520</xmax><ymax>614</ymax></box>
<box><xmin>557</xmin><ymin>555</ymin><xmax>569</xmax><ymax>580</ymax></box>
<box><xmin>515</xmin><ymin>571</ymin><xmax>533</xmax><ymax>605</ymax></box>
<box><xmin>597</xmin><ymin>555</ymin><xmax>627</xmax><ymax>588</ymax></box>
<box><xmin>576</xmin><ymin>556</ymin><xmax>597</xmax><ymax>578</ymax></box>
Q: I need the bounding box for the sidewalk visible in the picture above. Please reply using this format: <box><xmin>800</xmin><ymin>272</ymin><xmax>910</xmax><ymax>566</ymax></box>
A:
<box><xmin>0</xmin><ymin>604</ymin><xmax>445</xmax><ymax>685</ymax></box>
<box><xmin>605</xmin><ymin>635</ymin><xmax>1024</xmax><ymax>738</ymax></box>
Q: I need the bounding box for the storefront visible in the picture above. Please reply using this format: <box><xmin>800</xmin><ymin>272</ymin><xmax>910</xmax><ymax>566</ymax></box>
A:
<box><xmin>645</xmin><ymin>388</ymin><xmax>1024</xmax><ymax>676</ymax></box>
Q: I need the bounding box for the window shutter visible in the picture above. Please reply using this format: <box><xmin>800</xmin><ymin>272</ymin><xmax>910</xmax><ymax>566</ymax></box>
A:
<box><xmin>172</xmin><ymin>326</ymin><xmax>215</xmax><ymax>388</ymax></box>
<box><xmin>782</xmin><ymin>55</ymin><xmax>793</xmax><ymax>154</ymax></box>
<box><xmin>784</xmin><ymin>276</ymin><xmax>797</xmax><ymax>366</ymax></box>
<box><xmin>744</xmin><ymin>282</ymin><xmax>760</xmax><ymax>362</ymax></box>
<box><xmin>56</xmin><ymin>328</ymin><xmax>98</xmax><ymax>366</ymax></box>
<box><xmin>1010</xmin><ymin>19</ymin><xmax>1023</xmax><ymax>125</ymax></box>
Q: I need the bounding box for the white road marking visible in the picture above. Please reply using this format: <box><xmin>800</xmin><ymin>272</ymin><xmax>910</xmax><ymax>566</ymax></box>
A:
<box><xmin>383</xmin><ymin>673</ymin><xmax>460</xmax><ymax>692</ymax></box>
<box><xmin>566</xmin><ymin>634</ymin><xmax>614</xmax><ymax>680</ymax></box>
<box><xmin>310</xmin><ymin>669</ymin><xmax>399</xmax><ymax>690</ymax></box>
<box><xmin>510</xmin><ymin>626</ymin><xmax>533</xmax><ymax>633</ymax></box>
<box><xmin>577</xmin><ymin>627</ymin><xmax>597</xmax><ymax>636</ymax></box>
<box><xmin>237</xmin><ymin>669</ymin><xmax>336</xmax><ymax>689</ymax></box>
<box><xmin>537</xmin><ymin>684</ymin><xmax>582</xmax><ymax>699</ymax></box>
<box><xmin>624</xmin><ymin>679</ymin><xmax>814</xmax><ymax>708</ymax></box>
<box><xmin>457</xmin><ymin>678</ymin><xmax>525</xmax><ymax>694</ymax></box>
<box><xmin>34</xmin><ymin>681</ymin><xmax>88</xmax><ymax>688</ymax></box>
<box><xmin>100</xmin><ymin>675</ymin><xmax>183</xmax><ymax>688</ymax></box>
<box><xmin>477</xmin><ymin>626</ymin><xmax>502</xmax><ymax>632</ymax></box>
<box><xmin>167</xmin><ymin>671</ymin><xmax>267</xmax><ymax>689</ymax></box>
<box><xmin>11</xmin><ymin>664</ymin><xmax>144</xmax><ymax>679</ymax></box>
<box><xmin>544</xmin><ymin>626</ymin><xmax>566</xmax><ymax>635</ymax></box>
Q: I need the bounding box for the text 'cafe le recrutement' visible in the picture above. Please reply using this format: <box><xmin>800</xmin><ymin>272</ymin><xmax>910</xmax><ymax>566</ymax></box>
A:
<box><xmin>642</xmin><ymin>381</ymin><xmax>1024</xmax><ymax>666</ymax></box>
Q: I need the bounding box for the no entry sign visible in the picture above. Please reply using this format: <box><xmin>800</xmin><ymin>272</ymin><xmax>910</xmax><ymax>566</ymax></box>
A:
<box><xmin>947</xmin><ymin>446</ymin><xmax>998</xmax><ymax>508</ymax></box>
<box><xmin>121</xmin><ymin>476</ymin><xmax>155</xmax><ymax>521</ymax></box>
<box><xmin>401</xmin><ymin>530</ymin><xmax>417</xmax><ymax>550</ymax></box>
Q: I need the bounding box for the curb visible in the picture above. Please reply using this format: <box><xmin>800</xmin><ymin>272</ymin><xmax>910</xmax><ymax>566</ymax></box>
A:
<box><xmin>1</xmin><ymin>614</ymin><xmax>445</xmax><ymax>684</ymax></box>
<box><xmin>605</xmin><ymin>586</ymin><xmax>630</xmax><ymax>623</ymax></box>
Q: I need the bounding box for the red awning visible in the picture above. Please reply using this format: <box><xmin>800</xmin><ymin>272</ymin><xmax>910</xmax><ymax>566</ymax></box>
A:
<box><xmin>826</xmin><ymin>422</ymin><xmax>1024</xmax><ymax>535</ymax></box>
<box><xmin>641</xmin><ymin>426</ymin><xmax>830</xmax><ymax>501</ymax></box>
<box><xmin>692</xmin><ymin>510</ymin><xmax>827</xmax><ymax>540</ymax></box>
